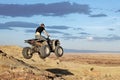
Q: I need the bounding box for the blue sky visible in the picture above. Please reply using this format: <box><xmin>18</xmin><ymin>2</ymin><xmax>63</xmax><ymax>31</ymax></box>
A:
<box><xmin>0</xmin><ymin>0</ymin><xmax>120</xmax><ymax>51</ymax></box>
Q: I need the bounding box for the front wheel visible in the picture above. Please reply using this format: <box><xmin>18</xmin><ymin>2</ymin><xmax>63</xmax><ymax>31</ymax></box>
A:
<box><xmin>54</xmin><ymin>46</ymin><xmax>64</xmax><ymax>57</ymax></box>
<box><xmin>22</xmin><ymin>47</ymin><xmax>33</xmax><ymax>59</ymax></box>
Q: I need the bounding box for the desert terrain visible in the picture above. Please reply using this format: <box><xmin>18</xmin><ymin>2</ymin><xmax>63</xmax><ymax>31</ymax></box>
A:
<box><xmin>0</xmin><ymin>45</ymin><xmax>120</xmax><ymax>80</ymax></box>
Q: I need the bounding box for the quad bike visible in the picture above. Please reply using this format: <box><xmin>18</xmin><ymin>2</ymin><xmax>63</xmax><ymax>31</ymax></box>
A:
<box><xmin>22</xmin><ymin>37</ymin><xmax>64</xmax><ymax>59</ymax></box>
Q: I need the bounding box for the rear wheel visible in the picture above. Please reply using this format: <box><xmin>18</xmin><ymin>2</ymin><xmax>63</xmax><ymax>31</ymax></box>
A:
<box><xmin>38</xmin><ymin>45</ymin><xmax>50</xmax><ymax>59</ymax></box>
<box><xmin>22</xmin><ymin>47</ymin><xmax>33</xmax><ymax>59</ymax></box>
<box><xmin>55</xmin><ymin>46</ymin><xmax>63</xmax><ymax>57</ymax></box>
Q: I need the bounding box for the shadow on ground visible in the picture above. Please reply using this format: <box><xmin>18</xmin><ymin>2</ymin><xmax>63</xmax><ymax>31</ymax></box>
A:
<box><xmin>46</xmin><ymin>68</ymin><xmax>74</xmax><ymax>77</ymax></box>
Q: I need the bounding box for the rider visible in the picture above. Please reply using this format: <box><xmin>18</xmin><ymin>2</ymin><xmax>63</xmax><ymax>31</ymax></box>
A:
<box><xmin>35</xmin><ymin>23</ymin><xmax>49</xmax><ymax>40</ymax></box>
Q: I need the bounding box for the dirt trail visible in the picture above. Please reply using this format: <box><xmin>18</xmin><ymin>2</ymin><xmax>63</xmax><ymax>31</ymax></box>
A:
<box><xmin>0</xmin><ymin>45</ymin><xmax>120</xmax><ymax>80</ymax></box>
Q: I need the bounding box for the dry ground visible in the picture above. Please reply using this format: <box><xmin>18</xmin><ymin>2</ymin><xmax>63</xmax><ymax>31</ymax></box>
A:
<box><xmin>0</xmin><ymin>45</ymin><xmax>120</xmax><ymax>80</ymax></box>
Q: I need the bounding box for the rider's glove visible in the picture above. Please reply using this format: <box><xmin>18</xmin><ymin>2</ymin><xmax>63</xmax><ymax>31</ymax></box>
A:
<box><xmin>48</xmin><ymin>35</ymin><xmax>50</xmax><ymax>37</ymax></box>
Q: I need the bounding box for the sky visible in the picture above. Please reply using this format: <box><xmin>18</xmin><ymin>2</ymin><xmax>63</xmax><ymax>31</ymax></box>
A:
<box><xmin>0</xmin><ymin>0</ymin><xmax>120</xmax><ymax>52</ymax></box>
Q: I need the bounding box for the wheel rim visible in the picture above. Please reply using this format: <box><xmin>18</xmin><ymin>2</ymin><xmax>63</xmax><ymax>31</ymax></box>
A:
<box><xmin>45</xmin><ymin>47</ymin><xmax>50</xmax><ymax>55</ymax></box>
<box><xmin>58</xmin><ymin>47</ymin><xmax>63</xmax><ymax>55</ymax></box>
<box><xmin>27</xmin><ymin>49</ymin><xmax>32</xmax><ymax>56</ymax></box>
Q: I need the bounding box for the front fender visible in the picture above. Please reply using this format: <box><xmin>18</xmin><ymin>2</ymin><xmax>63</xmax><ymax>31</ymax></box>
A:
<box><xmin>52</xmin><ymin>40</ymin><xmax>60</xmax><ymax>50</ymax></box>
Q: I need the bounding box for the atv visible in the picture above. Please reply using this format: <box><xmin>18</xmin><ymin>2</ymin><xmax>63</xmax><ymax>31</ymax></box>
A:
<box><xmin>22</xmin><ymin>37</ymin><xmax>64</xmax><ymax>59</ymax></box>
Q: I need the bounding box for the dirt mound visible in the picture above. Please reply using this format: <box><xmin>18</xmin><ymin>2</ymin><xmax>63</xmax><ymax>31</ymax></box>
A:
<box><xmin>0</xmin><ymin>46</ymin><xmax>65</xmax><ymax>80</ymax></box>
<box><xmin>0</xmin><ymin>45</ymin><xmax>22</xmax><ymax>57</ymax></box>
<box><xmin>0</xmin><ymin>50</ymin><xmax>46</xmax><ymax>79</ymax></box>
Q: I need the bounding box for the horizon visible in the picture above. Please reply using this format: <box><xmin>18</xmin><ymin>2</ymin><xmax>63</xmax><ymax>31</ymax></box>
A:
<box><xmin>0</xmin><ymin>0</ymin><xmax>120</xmax><ymax>52</ymax></box>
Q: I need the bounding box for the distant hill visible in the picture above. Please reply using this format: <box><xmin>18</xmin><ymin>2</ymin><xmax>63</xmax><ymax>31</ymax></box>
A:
<box><xmin>64</xmin><ymin>49</ymin><xmax>120</xmax><ymax>53</ymax></box>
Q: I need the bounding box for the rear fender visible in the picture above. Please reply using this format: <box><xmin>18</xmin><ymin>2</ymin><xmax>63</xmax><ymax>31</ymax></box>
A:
<box><xmin>25</xmin><ymin>39</ymin><xmax>36</xmax><ymax>45</ymax></box>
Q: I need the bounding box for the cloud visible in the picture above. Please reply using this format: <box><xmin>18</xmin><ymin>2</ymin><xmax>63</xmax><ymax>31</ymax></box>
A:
<box><xmin>73</xmin><ymin>27</ymin><xmax>84</xmax><ymax>30</ymax></box>
<box><xmin>25</xmin><ymin>30</ymin><xmax>35</xmax><ymax>33</ymax></box>
<box><xmin>108</xmin><ymin>28</ymin><xmax>115</xmax><ymax>31</ymax></box>
<box><xmin>0</xmin><ymin>2</ymin><xmax>91</xmax><ymax>17</ymax></box>
<box><xmin>61</xmin><ymin>31</ymin><xmax>91</xmax><ymax>40</ymax></box>
<box><xmin>94</xmin><ymin>34</ymin><xmax>120</xmax><ymax>41</ymax></box>
<box><xmin>47</xmin><ymin>30</ymin><xmax>63</xmax><ymax>34</ymax></box>
<box><xmin>61</xmin><ymin>36</ymin><xmax>81</xmax><ymax>40</ymax></box>
<box><xmin>89</xmin><ymin>14</ymin><xmax>107</xmax><ymax>17</ymax></box>
<box><xmin>0</xmin><ymin>21</ymin><xmax>38</xmax><ymax>29</ymax></box>
<box><xmin>46</xmin><ymin>25</ymin><xmax>70</xmax><ymax>30</ymax></box>
<box><xmin>26</xmin><ymin>29</ymin><xmax>66</xmax><ymax>34</ymax></box>
<box><xmin>63</xmin><ymin>33</ymin><xmax>71</xmax><ymax>36</ymax></box>
<box><xmin>62</xmin><ymin>34</ymin><xmax>120</xmax><ymax>41</ymax></box>
<box><xmin>79</xmin><ymin>32</ymin><xmax>90</xmax><ymax>35</ymax></box>
<box><xmin>116</xmin><ymin>10</ymin><xmax>120</xmax><ymax>12</ymax></box>
<box><xmin>26</xmin><ymin>29</ymin><xmax>62</xmax><ymax>33</ymax></box>
<box><xmin>0</xmin><ymin>21</ymin><xmax>71</xmax><ymax>31</ymax></box>
<box><xmin>86</xmin><ymin>36</ymin><xmax>94</xmax><ymax>41</ymax></box>
<box><xmin>61</xmin><ymin>33</ymin><xmax>88</xmax><ymax>40</ymax></box>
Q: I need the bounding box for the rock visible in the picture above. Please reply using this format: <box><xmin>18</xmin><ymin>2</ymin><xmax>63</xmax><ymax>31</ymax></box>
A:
<box><xmin>0</xmin><ymin>50</ymin><xmax>3</xmax><ymax>53</ymax></box>
<box><xmin>0</xmin><ymin>50</ymin><xmax>7</xmax><ymax>56</ymax></box>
